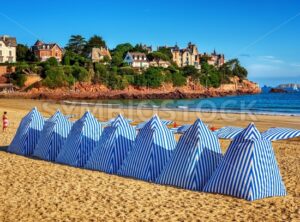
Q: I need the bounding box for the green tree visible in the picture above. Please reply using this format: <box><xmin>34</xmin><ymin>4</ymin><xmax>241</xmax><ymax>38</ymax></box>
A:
<box><xmin>84</xmin><ymin>35</ymin><xmax>107</xmax><ymax>55</ymax></box>
<box><xmin>219</xmin><ymin>59</ymin><xmax>248</xmax><ymax>80</ymax></box>
<box><xmin>66</xmin><ymin>35</ymin><xmax>86</xmax><ymax>54</ymax></box>
<box><xmin>72</xmin><ymin>65</ymin><xmax>90</xmax><ymax>82</ymax></box>
<box><xmin>10</xmin><ymin>62</ymin><xmax>29</xmax><ymax>87</ymax></box>
<box><xmin>147</xmin><ymin>52</ymin><xmax>170</xmax><ymax>62</ymax></box>
<box><xmin>63</xmin><ymin>51</ymin><xmax>87</xmax><ymax>66</ymax></box>
<box><xmin>16</xmin><ymin>44</ymin><xmax>36</xmax><ymax>62</ymax></box>
<box><xmin>157</xmin><ymin>47</ymin><xmax>173</xmax><ymax>61</ymax></box>
<box><xmin>172</xmin><ymin>71</ymin><xmax>186</xmax><ymax>87</ymax></box>
<box><xmin>200</xmin><ymin>63</ymin><xmax>221</xmax><ymax>88</ymax></box>
<box><xmin>46</xmin><ymin>57</ymin><xmax>59</xmax><ymax>66</ymax></box>
<box><xmin>118</xmin><ymin>67</ymin><xmax>135</xmax><ymax>76</ymax></box>
<box><xmin>143</xmin><ymin>67</ymin><xmax>164</xmax><ymax>88</ymax></box>
<box><xmin>131</xmin><ymin>44</ymin><xmax>148</xmax><ymax>54</ymax></box>
<box><xmin>62</xmin><ymin>54</ymin><xmax>70</xmax><ymax>66</ymax></box>
<box><xmin>111</xmin><ymin>43</ymin><xmax>133</xmax><ymax>66</ymax></box>
<box><xmin>182</xmin><ymin>65</ymin><xmax>201</xmax><ymax>81</ymax></box>
<box><xmin>93</xmin><ymin>63</ymin><xmax>109</xmax><ymax>84</ymax></box>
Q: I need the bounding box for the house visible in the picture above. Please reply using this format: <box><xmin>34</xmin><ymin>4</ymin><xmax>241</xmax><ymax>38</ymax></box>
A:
<box><xmin>203</xmin><ymin>50</ymin><xmax>225</xmax><ymax>67</ymax></box>
<box><xmin>159</xmin><ymin>42</ymin><xmax>201</xmax><ymax>69</ymax></box>
<box><xmin>123</xmin><ymin>52</ymin><xmax>149</xmax><ymax>69</ymax></box>
<box><xmin>90</xmin><ymin>47</ymin><xmax>112</xmax><ymax>63</ymax></box>
<box><xmin>0</xmin><ymin>35</ymin><xmax>17</xmax><ymax>63</ymax></box>
<box><xmin>32</xmin><ymin>40</ymin><xmax>63</xmax><ymax>62</ymax></box>
<box><xmin>149</xmin><ymin>59</ymin><xmax>170</xmax><ymax>68</ymax></box>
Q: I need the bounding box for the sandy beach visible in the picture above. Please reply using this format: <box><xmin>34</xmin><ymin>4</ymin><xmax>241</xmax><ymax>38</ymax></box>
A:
<box><xmin>0</xmin><ymin>98</ymin><xmax>299</xmax><ymax>221</ymax></box>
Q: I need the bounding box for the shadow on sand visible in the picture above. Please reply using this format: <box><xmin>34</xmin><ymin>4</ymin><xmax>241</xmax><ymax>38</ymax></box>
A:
<box><xmin>0</xmin><ymin>146</ymin><xmax>8</xmax><ymax>152</ymax></box>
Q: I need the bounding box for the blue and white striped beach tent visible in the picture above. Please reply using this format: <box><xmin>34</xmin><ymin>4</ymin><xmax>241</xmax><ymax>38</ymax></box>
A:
<box><xmin>157</xmin><ymin>119</ymin><xmax>223</xmax><ymax>191</ymax></box>
<box><xmin>118</xmin><ymin>115</ymin><xmax>176</xmax><ymax>182</ymax></box>
<box><xmin>214</xmin><ymin>126</ymin><xmax>244</xmax><ymax>139</ymax></box>
<box><xmin>261</xmin><ymin>127</ymin><xmax>300</xmax><ymax>141</ymax></box>
<box><xmin>135</xmin><ymin>119</ymin><xmax>173</xmax><ymax>130</ymax></box>
<box><xmin>33</xmin><ymin>110</ymin><xmax>73</xmax><ymax>161</ymax></box>
<box><xmin>56</xmin><ymin>111</ymin><xmax>102</xmax><ymax>168</ymax></box>
<box><xmin>170</xmin><ymin>124</ymin><xmax>191</xmax><ymax>134</ymax></box>
<box><xmin>85</xmin><ymin>114</ymin><xmax>136</xmax><ymax>174</ymax></box>
<box><xmin>203</xmin><ymin>123</ymin><xmax>287</xmax><ymax>201</ymax></box>
<box><xmin>102</xmin><ymin>117</ymin><xmax>133</xmax><ymax>126</ymax></box>
<box><xmin>8</xmin><ymin>107</ymin><xmax>45</xmax><ymax>156</ymax></box>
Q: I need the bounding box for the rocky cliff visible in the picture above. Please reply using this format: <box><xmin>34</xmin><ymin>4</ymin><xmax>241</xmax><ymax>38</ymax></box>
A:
<box><xmin>2</xmin><ymin>77</ymin><xmax>261</xmax><ymax>100</ymax></box>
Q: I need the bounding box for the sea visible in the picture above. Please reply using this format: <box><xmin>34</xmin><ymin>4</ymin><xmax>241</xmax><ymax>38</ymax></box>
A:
<box><xmin>64</xmin><ymin>93</ymin><xmax>300</xmax><ymax>116</ymax></box>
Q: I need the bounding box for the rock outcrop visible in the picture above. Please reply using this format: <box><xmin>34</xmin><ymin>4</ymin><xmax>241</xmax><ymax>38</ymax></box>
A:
<box><xmin>1</xmin><ymin>78</ymin><xmax>261</xmax><ymax>100</ymax></box>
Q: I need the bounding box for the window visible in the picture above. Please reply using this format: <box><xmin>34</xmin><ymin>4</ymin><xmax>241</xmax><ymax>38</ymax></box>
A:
<box><xmin>0</xmin><ymin>57</ymin><xmax>3</xmax><ymax>63</ymax></box>
<box><xmin>0</xmin><ymin>43</ymin><xmax>2</xmax><ymax>47</ymax></box>
<box><xmin>0</xmin><ymin>50</ymin><xmax>2</xmax><ymax>56</ymax></box>
<box><xmin>9</xmin><ymin>51</ymin><xmax>12</xmax><ymax>56</ymax></box>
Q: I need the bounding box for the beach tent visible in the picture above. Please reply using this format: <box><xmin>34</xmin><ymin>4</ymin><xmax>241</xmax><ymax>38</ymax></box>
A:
<box><xmin>203</xmin><ymin>123</ymin><xmax>287</xmax><ymax>201</ymax></box>
<box><xmin>56</xmin><ymin>111</ymin><xmax>102</xmax><ymax>168</ymax></box>
<box><xmin>214</xmin><ymin>126</ymin><xmax>243</xmax><ymax>139</ymax></box>
<box><xmin>135</xmin><ymin>119</ymin><xmax>173</xmax><ymax>130</ymax></box>
<box><xmin>33</xmin><ymin>110</ymin><xmax>73</xmax><ymax>161</ymax></box>
<box><xmin>170</xmin><ymin>124</ymin><xmax>191</xmax><ymax>134</ymax></box>
<box><xmin>8</xmin><ymin>107</ymin><xmax>45</xmax><ymax>156</ymax></box>
<box><xmin>85</xmin><ymin>114</ymin><xmax>136</xmax><ymax>174</ymax></box>
<box><xmin>261</xmin><ymin>127</ymin><xmax>300</xmax><ymax>141</ymax></box>
<box><xmin>102</xmin><ymin>117</ymin><xmax>133</xmax><ymax>126</ymax></box>
<box><xmin>157</xmin><ymin>119</ymin><xmax>223</xmax><ymax>191</ymax></box>
<box><xmin>118</xmin><ymin>115</ymin><xmax>176</xmax><ymax>182</ymax></box>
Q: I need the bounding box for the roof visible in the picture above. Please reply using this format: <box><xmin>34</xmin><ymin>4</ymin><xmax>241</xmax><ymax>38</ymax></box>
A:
<box><xmin>126</xmin><ymin>52</ymin><xmax>148</xmax><ymax>62</ymax></box>
<box><xmin>32</xmin><ymin>40</ymin><xmax>62</xmax><ymax>51</ymax></box>
<box><xmin>0</xmin><ymin>35</ymin><xmax>17</xmax><ymax>47</ymax></box>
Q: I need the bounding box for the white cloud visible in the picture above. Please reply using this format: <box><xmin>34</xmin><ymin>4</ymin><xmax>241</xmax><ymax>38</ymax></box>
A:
<box><xmin>258</xmin><ymin>55</ymin><xmax>284</xmax><ymax>64</ymax></box>
<box><xmin>291</xmin><ymin>63</ymin><xmax>300</xmax><ymax>67</ymax></box>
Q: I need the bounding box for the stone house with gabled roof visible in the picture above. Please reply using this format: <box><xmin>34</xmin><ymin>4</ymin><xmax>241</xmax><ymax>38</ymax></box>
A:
<box><xmin>90</xmin><ymin>47</ymin><xmax>112</xmax><ymax>63</ymax></box>
<box><xmin>32</xmin><ymin>40</ymin><xmax>63</xmax><ymax>62</ymax></box>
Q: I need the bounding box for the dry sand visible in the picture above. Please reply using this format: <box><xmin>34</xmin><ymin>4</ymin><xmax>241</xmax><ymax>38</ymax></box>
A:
<box><xmin>0</xmin><ymin>98</ymin><xmax>299</xmax><ymax>221</ymax></box>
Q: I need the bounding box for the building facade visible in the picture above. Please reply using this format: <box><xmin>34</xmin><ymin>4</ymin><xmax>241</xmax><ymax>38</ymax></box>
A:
<box><xmin>0</xmin><ymin>35</ymin><xmax>17</xmax><ymax>63</ymax></box>
<box><xmin>204</xmin><ymin>50</ymin><xmax>225</xmax><ymax>67</ymax></box>
<box><xmin>124</xmin><ymin>52</ymin><xmax>149</xmax><ymax>69</ymax></box>
<box><xmin>149</xmin><ymin>60</ymin><xmax>170</xmax><ymax>68</ymax></box>
<box><xmin>32</xmin><ymin>40</ymin><xmax>63</xmax><ymax>62</ymax></box>
<box><xmin>159</xmin><ymin>42</ymin><xmax>201</xmax><ymax>69</ymax></box>
<box><xmin>90</xmin><ymin>47</ymin><xmax>112</xmax><ymax>63</ymax></box>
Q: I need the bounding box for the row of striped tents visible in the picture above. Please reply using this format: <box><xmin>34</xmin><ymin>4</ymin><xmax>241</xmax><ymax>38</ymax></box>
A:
<box><xmin>8</xmin><ymin>107</ymin><xmax>45</xmax><ymax>156</ymax></box>
<box><xmin>204</xmin><ymin>123</ymin><xmax>287</xmax><ymax>201</ymax></box>
<box><xmin>33</xmin><ymin>110</ymin><xmax>73</xmax><ymax>161</ymax></box>
<box><xmin>56</xmin><ymin>111</ymin><xmax>103</xmax><ymax>168</ymax></box>
<box><xmin>261</xmin><ymin>127</ymin><xmax>300</xmax><ymax>141</ymax></box>
<box><xmin>85</xmin><ymin>114</ymin><xmax>136</xmax><ymax>174</ymax></box>
<box><xmin>157</xmin><ymin>119</ymin><xmax>223</xmax><ymax>191</ymax></box>
<box><xmin>118</xmin><ymin>115</ymin><xmax>176</xmax><ymax>182</ymax></box>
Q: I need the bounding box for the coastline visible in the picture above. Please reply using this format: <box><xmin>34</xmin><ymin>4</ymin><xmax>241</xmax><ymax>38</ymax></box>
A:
<box><xmin>62</xmin><ymin>100</ymin><xmax>300</xmax><ymax>117</ymax></box>
<box><xmin>0</xmin><ymin>98</ymin><xmax>299</xmax><ymax>131</ymax></box>
<box><xmin>0</xmin><ymin>97</ymin><xmax>299</xmax><ymax>221</ymax></box>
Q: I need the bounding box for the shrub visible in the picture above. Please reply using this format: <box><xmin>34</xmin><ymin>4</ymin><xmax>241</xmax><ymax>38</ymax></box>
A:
<box><xmin>172</xmin><ymin>71</ymin><xmax>186</xmax><ymax>87</ymax></box>
<box><xmin>43</xmin><ymin>67</ymin><xmax>74</xmax><ymax>88</ymax></box>
<box><xmin>72</xmin><ymin>65</ymin><xmax>90</xmax><ymax>82</ymax></box>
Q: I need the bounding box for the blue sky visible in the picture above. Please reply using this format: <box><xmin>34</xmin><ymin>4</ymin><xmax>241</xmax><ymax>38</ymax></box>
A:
<box><xmin>1</xmin><ymin>0</ymin><xmax>300</xmax><ymax>86</ymax></box>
